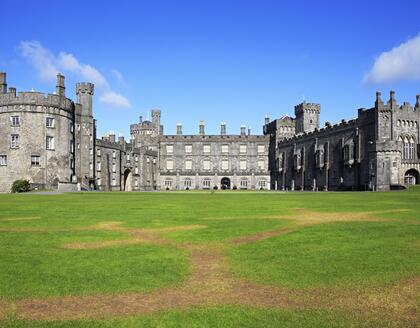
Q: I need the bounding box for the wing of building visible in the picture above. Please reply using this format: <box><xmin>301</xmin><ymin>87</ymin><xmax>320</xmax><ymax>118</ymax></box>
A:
<box><xmin>0</xmin><ymin>72</ymin><xmax>418</xmax><ymax>192</ymax></box>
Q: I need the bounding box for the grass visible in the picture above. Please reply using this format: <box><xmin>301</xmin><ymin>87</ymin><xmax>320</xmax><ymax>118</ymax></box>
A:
<box><xmin>0</xmin><ymin>187</ymin><xmax>419</xmax><ymax>326</ymax></box>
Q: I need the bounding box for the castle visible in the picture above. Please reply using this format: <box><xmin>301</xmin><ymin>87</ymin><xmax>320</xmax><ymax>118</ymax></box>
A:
<box><xmin>0</xmin><ymin>72</ymin><xmax>418</xmax><ymax>192</ymax></box>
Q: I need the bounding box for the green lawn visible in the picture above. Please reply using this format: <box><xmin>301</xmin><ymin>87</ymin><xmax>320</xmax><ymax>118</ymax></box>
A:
<box><xmin>0</xmin><ymin>187</ymin><xmax>419</xmax><ymax>327</ymax></box>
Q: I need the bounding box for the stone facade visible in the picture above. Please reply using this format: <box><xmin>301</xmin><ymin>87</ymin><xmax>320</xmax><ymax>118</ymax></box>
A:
<box><xmin>265</xmin><ymin>91</ymin><xmax>420</xmax><ymax>191</ymax></box>
<box><xmin>0</xmin><ymin>71</ymin><xmax>418</xmax><ymax>192</ymax></box>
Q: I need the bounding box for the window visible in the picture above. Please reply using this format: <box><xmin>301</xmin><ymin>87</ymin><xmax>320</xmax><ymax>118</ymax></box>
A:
<box><xmin>240</xmin><ymin>160</ymin><xmax>247</xmax><ymax>170</ymax></box>
<box><xmin>0</xmin><ymin>155</ymin><xmax>7</xmax><ymax>166</ymax></box>
<box><xmin>97</xmin><ymin>148</ymin><xmax>101</xmax><ymax>156</ymax></box>
<box><xmin>164</xmin><ymin>179</ymin><xmax>172</xmax><ymax>187</ymax></box>
<box><xmin>221</xmin><ymin>144</ymin><xmax>229</xmax><ymax>153</ymax></box>
<box><xmin>10</xmin><ymin>115</ymin><xmax>20</xmax><ymax>126</ymax></box>
<box><xmin>409</xmin><ymin>137</ymin><xmax>415</xmax><ymax>160</ymax></box>
<box><xmin>112</xmin><ymin>164</ymin><xmax>116</xmax><ymax>172</ymax></box>
<box><xmin>46</xmin><ymin>136</ymin><xmax>54</xmax><ymax>150</ymax></box>
<box><xmin>240</xmin><ymin>144</ymin><xmax>247</xmax><ymax>153</ymax></box>
<box><xmin>166</xmin><ymin>159</ymin><xmax>173</xmax><ymax>170</ymax></box>
<box><xmin>185</xmin><ymin>159</ymin><xmax>192</xmax><ymax>170</ymax></box>
<box><xmin>97</xmin><ymin>178</ymin><xmax>101</xmax><ymax>186</ymax></box>
<box><xmin>221</xmin><ymin>160</ymin><xmax>229</xmax><ymax>170</ymax></box>
<box><xmin>70</xmin><ymin>141</ymin><xmax>74</xmax><ymax>153</ymax></box>
<box><xmin>127</xmin><ymin>154</ymin><xmax>130</xmax><ymax>161</ymax></box>
<box><xmin>135</xmin><ymin>156</ymin><xmax>138</xmax><ymax>162</ymax></box>
<box><xmin>202</xmin><ymin>178</ymin><xmax>211</xmax><ymax>189</ymax></box>
<box><xmin>135</xmin><ymin>179</ymin><xmax>138</xmax><ymax>187</ymax></box>
<box><xmin>30</xmin><ymin>155</ymin><xmax>41</xmax><ymax>166</ymax></box>
<box><xmin>257</xmin><ymin>145</ymin><xmax>265</xmax><ymax>153</ymax></box>
<box><xmin>240</xmin><ymin>178</ymin><xmax>248</xmax><ymax>189</ymax></box>
<box><xmin>112</xmin><ymin>151</ymin><xmax>116</xmax><ymax>159</ymax></box>
<box><xmin>166</xmin><ymin>145</ymin><xmax>173</xmax><ymax>154</ymax></box>
<box><xmin>183</xmin><ymin>178</ymin><xmax>192</xmax><ymax>188</ymax></box>
<box><xmin>70</xmin><ymin>159</ymin><xmax>74</xmax><ymax>169</ymax></box>
<box><xmin>258</xmin><ymin>180</ymin><xmax>266</xmax><ymax>189</ymax></box>
<box><xmin>112</xmin><ymin>178</ymin><xmax>116</xmax><ymax>186</ymax></box>
<box><xmin>203</xmin><ymin>144</ymin><xmax>211</xmax><ymax>153</ymax></box>
<box><xmin>11</xmin><ymin>134</ymin><xmax>19</xmax><ymax>148</ymax></box>
<box><xmin>89</xmin><ymin>162</ymin><xmax>93</xmax><ymax>171</ymax></box>
<box><xmin>258</xmin><ymin>160</ymin><xmax>265</xmax><ymax>170</ymax></box>
<box><xmin>135</xmin><ymin>167</ymin><xmax>139</xmax><ymax>174</ymax></box>
<box><xmin>185</xmin><ymin>144</ymin><xmax>192</xmax><ymax>153</ymax></box>
<box><xmin>46</xmin><ymin>117</ymin><xmax>54</xmax><ymax>128</ymax></box>
<box><xmin>203</xmin><ymin>160</ymin><xmax>211</xmax><ymax>170</ymax></box>
<box><xmin>97</xmin><ymin>162</ymin><xmax>101</xmax><ymax>171</ymax></box>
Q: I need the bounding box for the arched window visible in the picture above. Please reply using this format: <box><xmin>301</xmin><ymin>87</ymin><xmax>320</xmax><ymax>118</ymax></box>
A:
<box><xmin>409</xmin><ymin>137</ymin><xmax>415</xmax><ymax>160</ymax></box>
<box><xmin>183</xmin><ymin>178</ymin><xmax>192</xmax><ymax>189</ymax></box>
<box><xmin>403</xmin><ymin>137</ymin><xmax>410</xmax><ymax>160</ymax></box>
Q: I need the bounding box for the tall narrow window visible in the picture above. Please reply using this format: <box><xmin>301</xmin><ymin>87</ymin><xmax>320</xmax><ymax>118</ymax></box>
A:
<box><xmin>409</xmin><ymin>137</ymin><xmax>415</xmax><ymax>160</ymax></box>
<box><xmin>11</xmin><ymin>134</ymin><xmax>19</xmax><ymax>148</ymax></box>
<box><xmin>0</xmin><ymin>155</ymin><xmax>7</xmax><ymax>166</ymax></box>
<box><xmin>46</xmin><ymin>136</ymin><xmax>54</xmax><ymax>150</ymax></box>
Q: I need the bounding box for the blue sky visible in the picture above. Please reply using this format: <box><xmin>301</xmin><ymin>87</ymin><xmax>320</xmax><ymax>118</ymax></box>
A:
<box><xmin>1</xmin><ymin>0</ymin><xmax>419</xmax><ymax>137</ymax></box>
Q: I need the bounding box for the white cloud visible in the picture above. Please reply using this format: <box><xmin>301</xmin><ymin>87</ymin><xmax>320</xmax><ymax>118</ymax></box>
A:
<box><xmin>364</xmin><ymin>34</ymin><xmax>420</xmax><ymax>83</ymax></box>
<box><xmin>99</xmin><ymin>91</ymin><xmax>130</xmax><ymax>108</ymax></box>
<box><xmin>18</xmin><ymin>40</ymin><xmax>130</xmax><ymax>109</ymax></box>
<box><xmin>19</xmin><ymin>41</ymin><xmax>58</xmax><ymax>81</ymax></box>
<box><xmin>111</xmin><ymin>69</ymin><xmax>125</xmax><ymax>83</ymax></box>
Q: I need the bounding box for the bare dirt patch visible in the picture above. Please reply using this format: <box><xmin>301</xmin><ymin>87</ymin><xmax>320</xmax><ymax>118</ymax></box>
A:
<box><xmin>1</xmin><ymin>208</ymin><xmax>418</xmax><ymax>325</ymax></box>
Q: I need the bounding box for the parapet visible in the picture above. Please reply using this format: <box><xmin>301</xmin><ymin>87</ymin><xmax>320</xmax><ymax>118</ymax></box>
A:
<box><xmin>76</xmin><ymin>82</ymin><xmax>94</xmax><ymax>95</ymax></box>
<box><xmin>294</xmin><ymin>102</ymin><xmax>321</xmax><ymax>115</ymax></box>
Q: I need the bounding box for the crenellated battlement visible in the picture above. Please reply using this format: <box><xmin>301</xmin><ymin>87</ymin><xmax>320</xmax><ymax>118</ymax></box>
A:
<box><xmin>76</xmin><ymin>82</ymin><xmax>94</xmax><ymax>95</ymax></box>
<box><xmin>0</xmin><ymin>91</ymin><xmax>74</xmax><ymax>112</ymax></box>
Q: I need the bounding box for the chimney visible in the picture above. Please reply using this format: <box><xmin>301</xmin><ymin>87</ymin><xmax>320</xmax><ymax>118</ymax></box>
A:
<box><xmin>240</xmin><ymin>125</ymin><xmax>246</xmax><ymax>136</ymax></box>
<box><xmin>264</xmin><ymin>115</ymin><xmax>270</xmax><ymax>125</ymax></box>
<box><xmin>109</xmin><ymin>131</ymin><xmax>116</xmax><ymax>142</ymax></box>
<box><xmin>56</xmin><ymin>73</ymin><xmax>65</xmax><ymax>97</ymax></box>
<box><xmin>0</xmin><ymin>72</ymin><xmax>7</xmax><ymax>94</ymax></box>
<box><xmin>416</xmin><ymin>95</ymin><xmax>420</xmax><ymax>109</ymax></box>
<box><xmin>248</xmin><ymin>128</ymin><xmax>251</xmax><ymax>136</ymax></box>
<box><xmin>220</xmin><ymin>122</ymin><xmax>226</xmax><ymax>135</ymax></box>
<box><xmin>8</xmin><ymin>87</ymin><xmax>16</xmax><ymax>97</ymax></box>
<box><xmin>139</xmin><ymin>116</ymin><xmax>143</xmax><ymax>123</ymax></box>
<box><xmin>199</xmin><ymin>120</ymin><xmax>205</xmax><ymax>135</ymax></box>
<box><xmin>118</xmin><ymin>133</ymin><xmax>125</xmax><ymax>145</ymax></box>
<box><xmin>176</xmin><ymin>123</ymin><xmax>183</xmax><ymax>135</ymax></box>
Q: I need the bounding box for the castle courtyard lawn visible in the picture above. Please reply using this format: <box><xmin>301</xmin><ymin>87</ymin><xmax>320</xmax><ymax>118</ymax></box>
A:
<box><xmin>0</xmin><ymin>188</ymin><xmax>419</xmax><ymax>327</ymax></box>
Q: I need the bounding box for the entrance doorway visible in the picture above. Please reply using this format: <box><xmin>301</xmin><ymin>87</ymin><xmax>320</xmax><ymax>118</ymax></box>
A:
<box><xmin>221</xmin><ymin>177</ymin><xmax>231</xmax><ymax>190</ymax></box>
<box><xmin>124</xmin><ymin>169</ymin><xmax>133</xmax><ymax>191</ymax></box>
<box><xmin>404</xmin><ymin>169</ymin><xmax>419</xmax><ymax>185</ymax></box>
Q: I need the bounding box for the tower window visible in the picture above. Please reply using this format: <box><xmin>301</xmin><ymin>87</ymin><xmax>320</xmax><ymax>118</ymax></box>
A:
<box><xmin>46</xmin><ymin>117</ymin><xmax>55</xmax><ymax>128</ymax></box>
<box><xmin>46</xmin><ymin>136</ymin><xmax>54</xmax><ymax>150</ymax></box>
<box><xmin>10</xmin><ymin>116</ymin><xmax>20</xmax><ymax>126</ymax></box>
<box><xmin>11</xmin><ymin>134</ymin><xmax>19</xmax><ymax>148</ymax></box>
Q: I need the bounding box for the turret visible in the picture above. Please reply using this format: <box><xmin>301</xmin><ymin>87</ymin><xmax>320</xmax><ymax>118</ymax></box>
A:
<box><xmin>76</xmin><ymin>82</ymin><xmax>94</xmax><ymax>117</ymax></box>
<box><xmin>0</xmin><ymin>72</ymin><xmax>7</xmax><ymax>94</ymax></box>
<box><xmin>240</xmin><ymin>125</ymin><xmax>246</xmax><ymax>136</ymax></box>
<box><xmin>294</xmin><ymin>101</ymin><xmax>320</xmax><ymax>134</ymax></box>
<box><xmin>415</xmin><ymin>95</ymin><xmax>420</xmax><ymax>110</ymax></box>
<box><xmin>56</xmin><ymin>73</ymin><xmax>65</xmax><ymax>97</ymax></box>
<box><xmin>152</xmin><ymin>109</ymin><xmax>161</xmax><ymax>134</ymax></box>
<box><xmin>388</xmin><ymin>90</ymin><xmax>397</xmax><ymax>109</ymax></box>
<box><xmin>375</xmin><ymin>91</ymin><xmax>384</xmax><ymax>109</ymax></box>
<box><xmin>264</xmin><ymin>115</ymin><xmax>270</xmax><ymax>125</ymax></box>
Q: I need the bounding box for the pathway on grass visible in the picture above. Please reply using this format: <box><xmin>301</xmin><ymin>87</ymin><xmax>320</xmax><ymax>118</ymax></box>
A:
<box><xmin>0</xmin><ymin>209</ymin><xmax>418</xmax><ymax>325</ymax></box>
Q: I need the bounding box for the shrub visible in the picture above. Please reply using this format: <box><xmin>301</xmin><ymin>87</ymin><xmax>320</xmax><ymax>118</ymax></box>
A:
<box><xmin>11</xmin><ymin>180</ymin><xmax>31</xmax><ymax>193</ymax></box>
<box><xmin>213</xmin><ymin>186</ymin><xmax>218</xmax><ymax>190</ymax></box>
<box><xmin>233</xmin><ymin>186</ymin><xmax>237</xmax><ymax>190</ymax></box>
